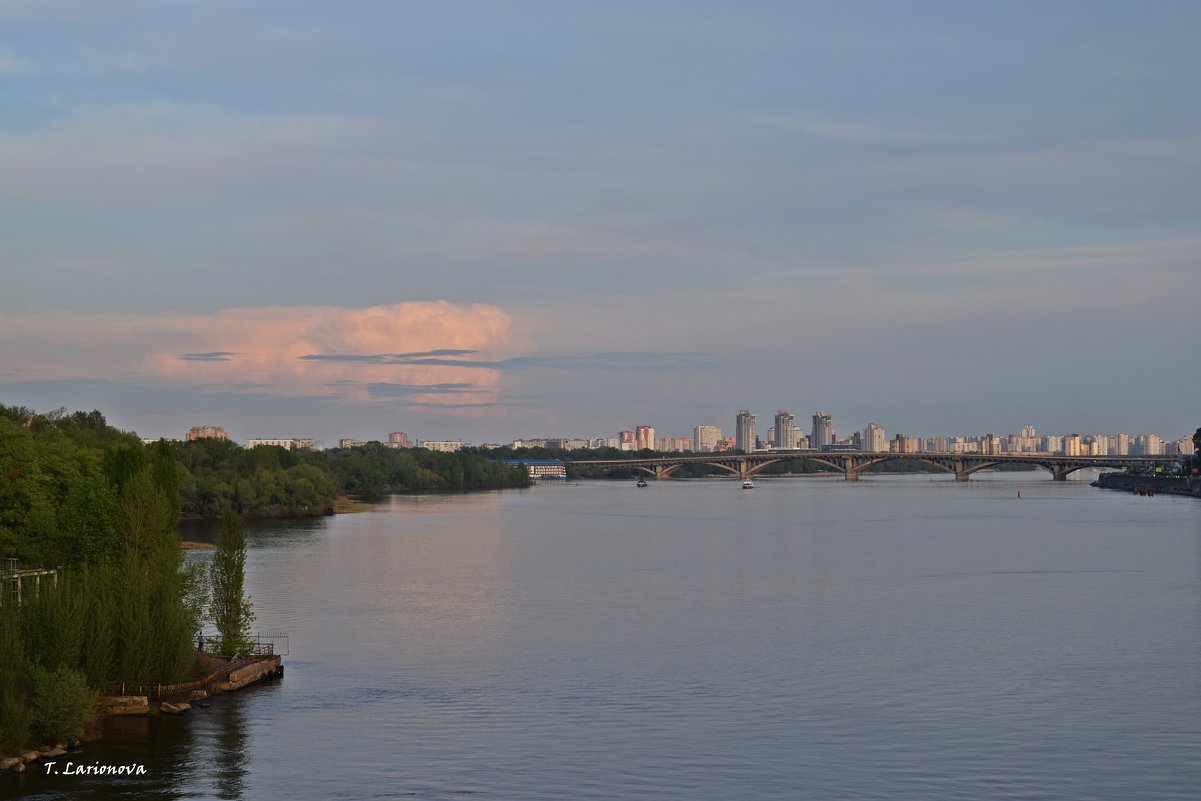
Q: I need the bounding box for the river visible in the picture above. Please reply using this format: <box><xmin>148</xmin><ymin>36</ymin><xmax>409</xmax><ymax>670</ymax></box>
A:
<box><xmin>6</xmin><ymin>472</ymin><xmax>1201</xmax><ymax>800</ymax></box>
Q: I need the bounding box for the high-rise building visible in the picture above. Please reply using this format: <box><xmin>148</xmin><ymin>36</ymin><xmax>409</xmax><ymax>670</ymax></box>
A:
<box><xmin>811</xmin><ymin>411</ymin><xmax>834</xmax><ymax>450</ymax></box>
<box><xmin>635</xmin><ymin>425</ymin><xmax>655</xmax><ymax>451</ymax></box>
<box><xmin>1021</xmin><ymin>425</ymin><xmax>1037</xmax><ymax>439</ymax></box>
<box><xmin>187</xmin><ymin>425</ymin><xmax>228</xmax><ymax>441</ymax></box>
<box><xmin>774</xmin><ymin>410</ymin><xmax>798</xmax><ymax>449</ymax></box>
<box><xmin>387</xmin><ymin>432</ymin><xmax>412</xmax><ymax>448</ymax></box>
<box><xmin>735</xmin><ymin>410</ymin><xmax>756</xmax><ymax>453</ymax></box>
<box><xmin>1135</xmin><ymin>434</ymin><xmax>1163</xmax><ymax>455</ymax></box>
<box><xmin>619</xmin><ymin>431</ymin><xmax>636</xmax><ymax>451</ymax></box>
<box><xmin>862</xmin><ymin>422</ymin><xmax>887</xmax><ymax>452</ymax></box>
<box><xmin>694</xmin><ymin>425</ymin><xmax>722</xmax><ymax>453</ymax></box>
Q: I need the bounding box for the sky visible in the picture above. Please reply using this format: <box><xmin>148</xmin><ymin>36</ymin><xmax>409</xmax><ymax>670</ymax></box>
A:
<box><xmin>3</xmin><ymin>1</ymin><xmax>1199</xmax><ymax>445</ymax></box>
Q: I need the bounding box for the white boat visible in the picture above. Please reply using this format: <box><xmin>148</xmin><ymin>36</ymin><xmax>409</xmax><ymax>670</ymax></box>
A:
<box><xmin>636</xmin><ymin>478</ymin><xmax>648</xmax><ymax>488</ymax></box>
<box><xmin>742</xmin><ymin>479</ymin><xmax>754</xmax><ymax>489</ymax></box>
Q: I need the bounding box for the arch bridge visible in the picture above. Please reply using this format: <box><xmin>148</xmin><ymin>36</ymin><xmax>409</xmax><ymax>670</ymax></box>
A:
<box><xmin>571</xmin><ymin>451</ymin><xmax>1180</xmax><ymax>482</ymax></box>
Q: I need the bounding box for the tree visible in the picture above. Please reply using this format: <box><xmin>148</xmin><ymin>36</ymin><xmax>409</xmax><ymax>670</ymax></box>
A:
<box><xmin>29</xmin><ymin>664</ymin><xmax>96</xmax><ymax>745</ymax></box>
<box><xmin>209</xmin><ymin>509</ymin><xmax>254</xmax><ymax>655</ymax></box>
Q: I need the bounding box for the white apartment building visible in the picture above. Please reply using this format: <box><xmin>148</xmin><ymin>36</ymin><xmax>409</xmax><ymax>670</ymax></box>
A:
<box><xmin>693</xmin><ymin>425</ymin><xmax>722</xmax><ymax>453</ymax></box>
<box><xmin>247</xmin><ymin>438</ymin><xmax>297</xmax><ymax>449</ymax></box>
<box><xmin>862</xmin><ymin>422</ymin><xmax>887</xmax><ymax>452</ymax></box>
<box><xmin>421</xmin><ymin>440</ymin><xmax>463</xmax><ymax>452</ymax></box>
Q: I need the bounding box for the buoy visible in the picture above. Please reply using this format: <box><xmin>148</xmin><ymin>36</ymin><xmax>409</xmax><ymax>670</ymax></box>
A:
<box><xmin>1017</xmin><ymin>490</ymin><xmax>1021</xmax><ymax>498</ymax></box>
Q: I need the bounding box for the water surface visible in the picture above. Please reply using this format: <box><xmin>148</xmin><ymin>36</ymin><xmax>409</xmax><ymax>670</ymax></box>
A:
<box><xmin>7</xmin><ymin>473</ymin><xmax>1200</xmax><ymax>800</ymax></box>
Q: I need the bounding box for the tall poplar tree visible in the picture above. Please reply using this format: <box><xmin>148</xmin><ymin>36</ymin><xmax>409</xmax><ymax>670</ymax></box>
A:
<box><xmin>209</xmin><ymin>509</ymin><xmax>254</xmax><ymax>654</ymax></box>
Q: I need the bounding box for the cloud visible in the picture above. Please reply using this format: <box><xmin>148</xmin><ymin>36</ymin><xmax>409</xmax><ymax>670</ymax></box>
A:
<box><xmin>298</xmin><ymin>349</ymin><xmax>477</xmax><ymax>364</ymax></box>
<box><xmin>179</xmin><ymin>351</ymin><xmax>236</xmax><ymax>361</ymax></box>
<box><xmin>365</xmin><ymin>382</ymin><xmax>484</xmax><ymax>398</ymax></box>
<box><xmin>754</xmin><ymin>114</ymin><xmax>945</xmax><ymax>145</ymax></box>
<box><xmin>297</xmin><ymin>350</ymin><xmax>718</xmax><ymax>372</ymax></box>
<box><xmin>0</xmin><ymin>53</ymin><xmax>25</xmax><ymax>76</ymax></box>
<box><xmin>0</xmin><ymin>301</ymin><xmax>521</xmax><ymax>409</ymax></box>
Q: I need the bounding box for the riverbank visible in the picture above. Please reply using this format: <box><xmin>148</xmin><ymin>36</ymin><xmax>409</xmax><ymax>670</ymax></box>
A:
<box><xmin>332</xmin><ymin>495</ymin><xmax>376</xmax><ymax>513</ymax></box>
<box><xmin>1092</xmin><ymin>471</ymin><xmax>1201</xmax><ymax>498</ymax></box>
<box><xmin>1</xmin><ymin>651</ymin><xmax>283</xmax><ymax>777</ymax></box>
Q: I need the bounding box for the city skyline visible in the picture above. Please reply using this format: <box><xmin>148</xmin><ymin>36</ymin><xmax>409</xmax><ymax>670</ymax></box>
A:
<box><xmin>174</xmin><ymin>411</ymin><xmax>1193</xmax><ymax>459</ymax></box>
<box><xmin>3</xmin><ymin>3</ymin><xmax>1199</xmax><ymax>443</ymax></box>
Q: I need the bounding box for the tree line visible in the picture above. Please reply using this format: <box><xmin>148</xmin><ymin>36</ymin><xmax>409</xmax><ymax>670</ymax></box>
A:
<box><xmin>0</xmin><ymin>406</ymin><xmax>253</xmax><ymax>752</ymax></box>
<box><xmin>175</xmin><ymin>438</ymin><xmax>531</xmax><ymax>518</ymax></box>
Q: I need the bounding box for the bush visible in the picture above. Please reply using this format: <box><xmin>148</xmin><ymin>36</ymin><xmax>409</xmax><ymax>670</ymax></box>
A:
<box><xmin>29</xmin><ymin>664</ymin><xmax>96</xmax><ymax>745</ymax></box>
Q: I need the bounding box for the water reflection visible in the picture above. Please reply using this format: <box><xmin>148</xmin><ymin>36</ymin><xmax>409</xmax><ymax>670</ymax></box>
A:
<box><xmin>6</xmin><ymin>478</ymin><xmax>1201</xmax><ymax>801</ymax></box>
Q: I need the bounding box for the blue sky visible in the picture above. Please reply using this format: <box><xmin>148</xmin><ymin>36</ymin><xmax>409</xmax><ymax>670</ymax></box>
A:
<box><xmin>3</xmin><ymin>1</ymin><xmax>1199</xmax><ymax>443</ymax></box>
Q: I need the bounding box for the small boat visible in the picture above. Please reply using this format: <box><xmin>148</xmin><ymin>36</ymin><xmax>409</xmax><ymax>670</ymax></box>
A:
<box><xmin>636</xmin><ymin>478</ymin><xmax>648</xmax><ymax>488</ymax></box>
<box><xmin>742</xmin><ymin>479</ymin><xmax>754</xmax><ymax>489</ymax></box>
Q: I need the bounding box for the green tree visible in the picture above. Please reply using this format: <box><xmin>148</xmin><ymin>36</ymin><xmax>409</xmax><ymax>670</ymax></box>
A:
<box><xmin>0</xmin><ymin>613</ymin><xmax>31</xmax><ymax>752</ymax></box>
<box><xmin>209</xmin><ymin>509</ymin><xmax>254</xmax><ymax>654</ymax></box>
<box><xmin>29</xmin><ymin>664</ymin><xmax>96</xmax><ymax>745</ymax></box>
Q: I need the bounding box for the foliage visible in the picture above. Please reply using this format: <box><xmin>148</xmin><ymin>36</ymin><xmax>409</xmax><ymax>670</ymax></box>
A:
<box><xmin>172</xmin><ymin>438</ymin><xmax>529</xmax><ymax>518</ymax></box>
<box><xmin>28</xmin><ymin>663</ymin><xmax>96</xmax><ymax>745</ymax></box>
<box><xmin>0</xmin><ymin>404</ymin><xmax>204</xmax><ymax>746</ymax></box>
<box><xmin>0</xmin><ymin>614</ymin><xmax>31</xmax><ymax>752</ymax></box>
<box><xmin>209</xmin><ymin>509</ymin><xmax>254</xmax><ymax>655</ymax></box>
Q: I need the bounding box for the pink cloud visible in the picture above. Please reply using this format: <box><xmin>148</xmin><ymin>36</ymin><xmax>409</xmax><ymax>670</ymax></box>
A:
<box><xmin>1</xmin><ymin>301</ymin><xmax>523</xmax><ymax>408</ymax></box>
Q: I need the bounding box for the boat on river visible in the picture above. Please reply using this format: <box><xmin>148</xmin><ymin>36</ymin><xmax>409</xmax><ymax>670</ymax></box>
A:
<box><xmin>742</xmin><ymin>479</ymin><xmax>754</xmax><ymax>489</ymax></box>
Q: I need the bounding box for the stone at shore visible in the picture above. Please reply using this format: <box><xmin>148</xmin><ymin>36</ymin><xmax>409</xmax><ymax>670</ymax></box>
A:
<box><xmin>42</xmin><ymin>748</ymin><xmax>67</xmax><ymax>758</ymax></box>
<box><xmin>0</xmin><ymin>758</ymin><xmax>20</xmax><ymax>771</ymax></box>
<box><xmin>20</xmin><ymin>752</ymin><xmax>38</xmax><ymax>764</ymax></box>
<box><xmin>189</xmin><ymin>689</ymin><xmax>208</xmax><ymax>701</ymax></box>
<box><xmin>160</xmin><ymin>701</ymin><xmax>192</xmax><ymax>714</ymax></box>
<box><xmin>98</xmin><ymin>695</ymin><xmax>150</xmax><ymax>716</ymax></box>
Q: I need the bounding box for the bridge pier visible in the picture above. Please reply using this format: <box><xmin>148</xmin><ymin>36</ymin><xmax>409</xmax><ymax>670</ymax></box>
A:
<box><xmin>1051</xmin><ymin>467</ymin><xmax>1070</xmax><ymax>481</ymax></box>
<box><xmin>653</xmin><ymin>465</ymin><xmax>673</xmax><ymax>481</ymax></box>
<box><xmin>949</xmin><ymin>459</ymin><xmax>971</xmax><ymax>481</ymax></box>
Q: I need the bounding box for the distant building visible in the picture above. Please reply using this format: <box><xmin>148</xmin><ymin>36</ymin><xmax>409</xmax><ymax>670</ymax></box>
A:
<box><xmin>693</xmin><ymin>425</ymin><xmax>722</xmax><ymax>453</ymax></box>
<box><xmin>247</xmin><ymin>438</ymin><xmax>297</xmax><ymax>449</ymax></box>
<box><xmin>862</xmin><ymin>423</ymin><xmax>887</xmax><ymax>452</ymax></box>
<box><xmin>735</xmin><ymin>410</ymin><xmax>756</xmax><ymax>453</ymax></box>
<box><xmin>774</xmin><ymin>410</ymin><xmax>798</xmax><ymax>449</ymax></box>
<box><xmin>186</xmin><ymin>425</ymin><xmax>228</xmax><ymax>442</ymax></box>
<box><xmin>293</xmin><ymin>438</ymin><xmax>317</xmax><ymax>450</ymax></box>
<box><xmin>338</xmin><ymin>438</ymin><xmax>367</xmax><ymax>448</ymax></box>
<box><xmin>811</xmin><ymin>411</ymin><xmax>834</xmax><ymax>450</ymax></box>
<box><xmin>420</xmin><ymin>440</ymin><xmax>462</xmax><ymax>453</ymax></box>
<box><xmin>635</xmin><ymin>425</ymin><xmax>655</xmax><ymax>451</ymax></box>
<box><xmin>619</xmin><ymin>431</ymin><xmax>636</xmax><ymax>451</ymax></box>
<box><xmin>502</xmin><ymin>458</ymin><xmax>567</xmax><ymax>480</ymax></box>
<box><xmin>1134</xmin><ymin>434</ymin><xmax>1163</xmax><ymax>455</ymax></box>
<box><xmin>656</xmin><ymin>436</ymin><xmax>689</xmax><ymax>452</ymax></box>
<box><xmin>388</xmin><ymin>432</ymin><xmax>412</xmax><ymax>448</ymax></box>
